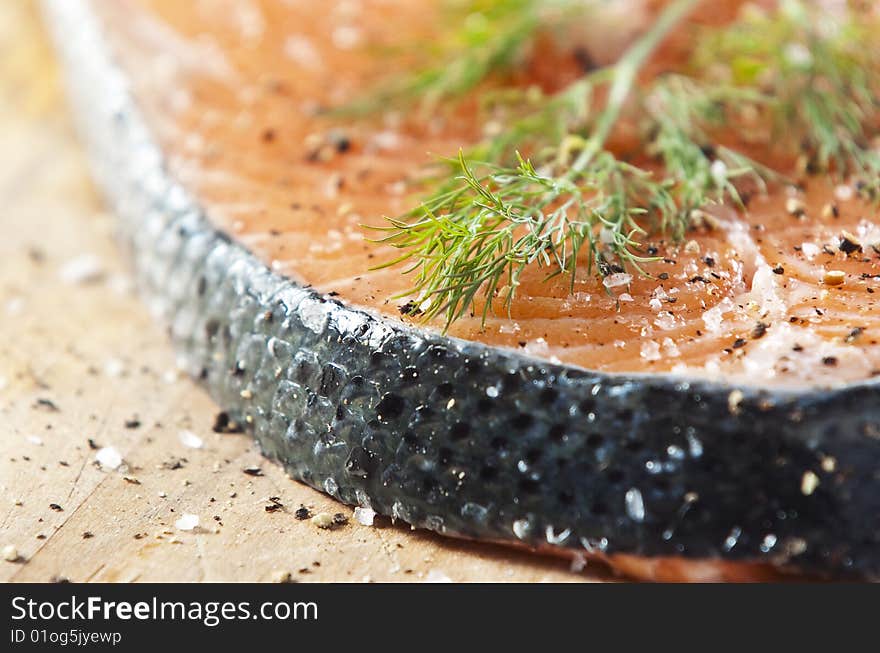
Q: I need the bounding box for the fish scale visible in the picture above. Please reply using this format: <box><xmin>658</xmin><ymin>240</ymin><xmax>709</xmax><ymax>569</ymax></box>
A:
<box><xmin>45</xmin><ymin>0</ymin><xmax>880</xmax><ymax>580</ymax></box>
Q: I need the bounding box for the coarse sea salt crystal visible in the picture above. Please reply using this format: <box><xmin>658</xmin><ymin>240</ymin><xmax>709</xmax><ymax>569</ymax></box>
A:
<box><xmin>95</xmin><ymin>446</ymin><xmax>123</xmax><ymax>471</ymax></box>
<box><xmin>178</xmin><ymin>430</ymin><xmax>203</xmax><ymax>449</ymax></box>
<box><xmin>424</xmin><ymin>569</ymin><xmax>452</xmax><ymax>583</ymax></box>
<box><xmin>175</xmin><ymin>514</ymin><xmax>199</xmax><ymax>531</ymax></box>
<box><xmin>801</xmin><ymin>242</ymin><xmax>820</xmax><ymax>260</ymax></box>
<box><xmin>701</xmin><ymin>298</ymin><xmax>734</xmax><ymax>333</ymax></box>
<box><xmin>283</xmin><ymin>35</ymin><xmax>322</xmax><ymax>70</ymax></box>
<box><xmin>104</xmin><ymin>358</ymin><xmax>126</xmax><ymax>378</ymax></box>
<box><xmin>523</xmin><ymin>338</ymin><xmax>549</xmax><ymax>356</ymax></box>
<box><xmin>353</xmin><ymin>506</ymin><xmax>376</xmax><ymax>526</ymax></box>
<box><xmin>640</xmin><ymin>340</ymin><xmax>661</xmax><ymax>361</ymax></box>
<box><xmin>602</xmin><ymin>273</ymin><xmax>632</xmax><ymax>289</ymax></box>
<box><xmin>835</xmin><ymin>184</ymin><xmax>854</xmax><ymax>202</ymax></box>
<box><xmin>856</xmin><ymin>219</ymin><xmax>880</xmax><ymax>247</ymax></box>
<box><xmin>654</xmin><ymin>312</ymin><xmax>677</xmax><ymax>331</ymax></box>
<box><xmin>662</xmin><ymin>337</ymin><xmax>681</xmax><ymax>358</ymax></box>
<box><xmin>331</xmin><ymin>25</ymin><xmax>361</xmax><ymax>50</ymax></box>
<box><xmin>618</xmin><ymin>293</ymin><xmax>633</xmax><ymax>302</ymax></box>
<box><xmin>6</xmin><ymin>297</ymin><xmax>24</xmax><ymax>316</ymax></box>
<box><xmin>59</xmin><ymin>254</ymin><xmax>104</xmax><ymax>285</ymax></box>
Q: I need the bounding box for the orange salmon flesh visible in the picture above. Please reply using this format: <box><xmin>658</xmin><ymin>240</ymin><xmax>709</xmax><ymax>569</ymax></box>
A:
<box><xmin>93</xmin><ymin>0</ymin><xmax>880</xmax><ymax>391</ymax></box>
<box><xmin>77</xmin><ymin>0</ymin><xmax>880</xmax><ymax>581</ymax></box>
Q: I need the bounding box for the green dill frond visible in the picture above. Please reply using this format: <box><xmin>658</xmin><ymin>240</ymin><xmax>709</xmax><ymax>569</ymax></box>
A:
<box><xmin>643</xmin><ymin>74</ymin><xmax>778</xmax><ymax>224</ymax></box>
<box><xmin>372</xmin><ymin>0</ymin><xmax>704</xmax><ymax>327</ymax></box>
<box><xmin>362</xmin><ymin>0</ymin><xmax>880</xmax><ymax>329</ymax></box>
<box><xmin>693</xmin><ymin>0</ymin><xmax>880</xmax><ymax>194</ymax></box>
<box><xmin>373</xmin><ymin>149</ymin><xmax>671</xmax><ymax>325</ymax></box>
<box><xmin>333</xmin><ymin>0</ymin><xmax>571</xmax><ymax>116</ymax></box>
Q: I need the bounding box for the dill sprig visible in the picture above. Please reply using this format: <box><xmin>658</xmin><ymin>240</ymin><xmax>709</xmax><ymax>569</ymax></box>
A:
<box><xmin>366</xmin><ymin>0</ymin><xmax>880</xmax><ymax>329</ymax></box>
<box><xmin>373</xmin><ymin>0</ymin><xmax>703</xmax><ymax>324</ymax></box>
<box><xmin>373</xmin><ymin>150</ymin><xmax>672</xmax><ymax>324</ymax></box>
<box><xmin>642</xmin><ymin>74</ymin><xmax>777</xmax><ymax>233</ymax></box>
<box><xmin>373</xmin><ymin>0</ymin><xmax>700</xmax><ymax>325</ymax></box>
<box><xmin>694</xmin><ymin>0</ymin><xmax>880</xmax><ymax>196</ymax></box>
<box><xmin>334</xmin><ymin>0</ymin><xmax>554</xmax><ymax>116</ymax></box>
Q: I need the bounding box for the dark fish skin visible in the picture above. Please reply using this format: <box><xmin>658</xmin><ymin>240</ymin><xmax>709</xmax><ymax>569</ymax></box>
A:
<box><xmin>46</xmin><ymin>0</ymin><xmax>880</xmax><ymax>579</ymax></box>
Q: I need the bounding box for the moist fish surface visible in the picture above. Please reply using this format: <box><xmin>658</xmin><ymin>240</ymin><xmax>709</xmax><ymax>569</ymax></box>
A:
<box><xmin>45</xmin><ymin>0</ymin><xmax>880</xmax><ymax>581</ymax></box>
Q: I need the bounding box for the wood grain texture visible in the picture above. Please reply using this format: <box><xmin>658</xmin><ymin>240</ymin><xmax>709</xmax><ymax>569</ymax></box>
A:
<box><xmin>0</xmin><ymin>2</ymin><xmax>611</xmax><ymax>583</ymax></box>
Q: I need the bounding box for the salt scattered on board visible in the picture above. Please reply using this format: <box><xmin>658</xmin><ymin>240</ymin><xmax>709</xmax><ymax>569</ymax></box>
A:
<box><xmin>6</xmin><ymin>296</ymin><xmax>24</xmax><ymax>316</ymax></box>
<box><xmin>2</xmin><ymin>544</ymin><xmax>19</xmax><ymax>562</ymax></box>
<box><xmin>95</xmin><ymin>446</ymin><xmax>123</xmax><ymax>471</ymax></box>
<box><xmin>58</xmin><ymin>254</ymin><xmax>104</xmax><ymax>285</ymax></box>
<box><xmin>175</xmin><ymin>514</ymin><xmax>199</xmax><ymax>531</ymax></box>
<box><xmin>424</xmin><ymin>569</ymin><xmax>452</xmax><ymax>583</ymax></box>
<box><xmin>178</xmin><ymin>430</ymin><xmax>203</xmax><ymax>449</ymax></box>
<box><xmin>353</xmin><ymin>506</ymin><xmax>376</xmax><ymax>526</ymax></box>
<box><xmin>103</xmin><ymin>358</ymin><xmax>126</xmax><ymax>378</ymax></box>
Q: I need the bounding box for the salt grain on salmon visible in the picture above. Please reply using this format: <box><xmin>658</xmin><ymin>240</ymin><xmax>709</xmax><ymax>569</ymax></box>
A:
<box><xmin>602</xmin><ymin>273</ymin><xmax>632</xmax><ymax>289</ymax></box>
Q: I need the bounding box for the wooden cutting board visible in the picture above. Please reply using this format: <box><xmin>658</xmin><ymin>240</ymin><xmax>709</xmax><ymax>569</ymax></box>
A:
<box><xmin>0</xmin><ymin>2</ymin><xmax>610</xmax><ymax>583</ymax></box>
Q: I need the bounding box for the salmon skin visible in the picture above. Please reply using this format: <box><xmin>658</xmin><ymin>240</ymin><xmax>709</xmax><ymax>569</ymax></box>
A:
<box><xmin>44</xmin><ymin>0</ymin><xmax>880</xmax><ymax>581</ymax></box>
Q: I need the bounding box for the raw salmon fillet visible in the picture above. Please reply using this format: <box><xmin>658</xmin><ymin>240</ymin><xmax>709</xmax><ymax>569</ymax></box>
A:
<box><xmin>46</xmin><ymin>0</ymin><xmax>880</xmax><ymax>581</ymax></box>
<box><xmin>91</xmin><ymin>0</ymin><xmax>880</xmax><ymax>390</ymax></box>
